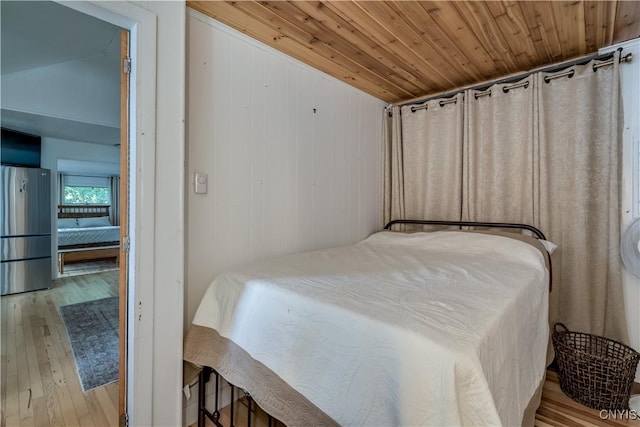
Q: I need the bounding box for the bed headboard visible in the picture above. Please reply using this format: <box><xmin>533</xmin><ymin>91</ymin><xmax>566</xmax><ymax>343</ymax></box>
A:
<box><xmin>58</xmin><ymin>205</ymin><xmax>111</xmax><ymax>219</ymax></box>
<box><xmin>384</xmin><ymin>219</ymin><xmax>552</xmax><ymax>291</ymax></box>
<box><xmin>383</xmin><ymin>219</ymin><xmax>547</xmax><ymax>240</ymax></box>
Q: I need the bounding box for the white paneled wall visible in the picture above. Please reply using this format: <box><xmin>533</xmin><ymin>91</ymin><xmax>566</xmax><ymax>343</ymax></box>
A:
<box><xmin>186</xmin><ymin>9</ymin><xmax>386</xmax><ymax>326</ymax></box>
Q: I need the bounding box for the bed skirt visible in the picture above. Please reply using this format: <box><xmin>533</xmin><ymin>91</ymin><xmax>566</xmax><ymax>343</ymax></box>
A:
<box><xmin>184</xmin><ymin>324</ymin><xmax>546</xmax><ymax>426</ymax></box>
<box><xmin>184</xmin><ymin>324</ymin><xmax>338</xmax><ymax>426</ymax></box>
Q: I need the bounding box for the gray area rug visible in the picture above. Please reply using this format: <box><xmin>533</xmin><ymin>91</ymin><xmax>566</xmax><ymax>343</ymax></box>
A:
<box><xmin>59</xmin><ymin>297</ymin><xmax>119</xmax><ymax>391</ymax></box>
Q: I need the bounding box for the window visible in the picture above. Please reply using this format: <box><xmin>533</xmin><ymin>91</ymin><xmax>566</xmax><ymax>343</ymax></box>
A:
<box><xmin>64</xmin><ymin>186</ymin><xmax>110</xmax><ymax>204</ymax></box>
<box><xmin>62</xmin><ymin>175</ymin><xmax>111</xmax><ymax>205</ymax></box>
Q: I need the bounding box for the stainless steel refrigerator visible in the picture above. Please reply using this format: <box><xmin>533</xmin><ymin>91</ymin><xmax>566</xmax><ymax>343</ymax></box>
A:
<box><xmin>1</xmin><ymin>166</ymin><xmax>52</xmax><ymax>295</ymax></box>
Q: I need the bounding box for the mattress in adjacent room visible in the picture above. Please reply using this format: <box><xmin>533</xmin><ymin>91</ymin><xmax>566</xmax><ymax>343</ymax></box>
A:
<box><xmin>58</xmin><ymin>226</ymin><xmax>120</xmax><ymax>247</ymax></box>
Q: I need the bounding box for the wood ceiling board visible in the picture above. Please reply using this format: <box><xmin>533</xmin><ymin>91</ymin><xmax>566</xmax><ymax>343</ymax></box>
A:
<box><xmin>350</xmin><ymin>1</ymin><xmax>463</xmax><ymax>88</ymax></box>
<box><xmin>232</xmin><ymin>1</ymin><xmax>419</xmax><ymax>99</ymax></box>
<box><xmin>188</xmin><ymin>1</ymin><xmax>640</xmax><ymax>103</ymax></box>
<box><xmin>321</xmin><ymin>1</ymin><xmax>447</xmax><ymax>92</ymax></box>
<box><xmin>189</xmin><ymin>1</ymin><xmax>397</xmax><ymax>101</ymax></box>
<box><xmin>253</xmin><ymin>1</ymin><xmax>426</xmax><ymax>97</ymax></box>
<box><xmin>584</xmin><ymin>1</ymin><xmax>614</xmax><ymax>52</ymax></box>
<box><xmin>386</xmin><ymin>1</ymin><xmax>487</xmax><ymax>81</ymax></box>
<box><xmin>318</xmin><ymin>2</ymin><xmax>441</xmax><ymax>95</ymax></box>
<box><xmin>517</xmin><ymin>2</ymin><xmax>566</xmax><ymax>63</ymax></box>
<box><xmin>509</xmin><ymin>2</ymin><xmax>556</xmax><ymax>63</ymax></box>
<box><xmin>549</xmin><ymin>1</ymin><xmax>586</xmax><ymax>58</ymax></box>
<box><xmin>535</xmin><ymin>2</ymin><xmax>565</xmax><ymax>60</ymax></box>
<box><xmin>286</xmin><ymin>1</ymin><xmax>430</xmax><ymax>94</ymax></box>
<box><xmin>417</xmin><ymin>2</ymin><xmax>499</xmax><ymax>78</ymax></box>
<box><xmin>510</xmin><ymin>1</ymin><xmax>555</xmax><ymax>60</ymax></box>
<box><xmin>613</xmin><ymin>1</ymin><xmax>640</xmax><ymax>44</ymax></box>
<box><xmin>485</xmin><ymin>1</ymin><xmax>540</xmax><ymax>65</ymax></box>
<box><xmin>452</xmin><ymin>1</ymin><xmax>525</xmax><ymax>73</ymax></box>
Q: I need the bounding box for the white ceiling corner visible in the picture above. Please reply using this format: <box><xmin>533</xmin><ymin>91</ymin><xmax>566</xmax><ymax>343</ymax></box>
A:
<box><xmin>1</xmin><ymin>0</ymin><xmax>123</xmax><ymax>146</ymax></box>
<box><xmin>1</xmin><ymin>1</ymin><xmax>122</xmax><ymax>75</ymax></box>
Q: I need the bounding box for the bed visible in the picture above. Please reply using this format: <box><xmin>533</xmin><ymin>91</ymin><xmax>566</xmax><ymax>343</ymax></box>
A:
<box><xmin>183</xmin><ymin>220</ymin><xmax>552</xmax><ymax>426</ymax></box>
<box><xmin>57</xmin><ymin>205</ymin><xmax>120</xmax><ymax>273</ymax></box>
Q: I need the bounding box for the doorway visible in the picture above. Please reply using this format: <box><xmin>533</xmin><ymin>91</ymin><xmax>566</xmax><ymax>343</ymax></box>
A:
<box><xmin>0</xmin><ymin>1</ymin><xmax>131</xmax><ymax>425</ymax></box>
<box><xmin>4</xmin><ymin>1</ymin><xmax>184</xmax><ymax>425</ymax></box>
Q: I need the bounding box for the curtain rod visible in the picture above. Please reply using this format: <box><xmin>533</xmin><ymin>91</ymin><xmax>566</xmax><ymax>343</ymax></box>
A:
<box><xmin>62</xmin><ymin>173</ymin><xmax>117</xmax><ymax>179</ymax></box>
<box><xmin>389</xmin><ymin>49</ymin><xmax>632</xmax><ymax>111</ymax></box>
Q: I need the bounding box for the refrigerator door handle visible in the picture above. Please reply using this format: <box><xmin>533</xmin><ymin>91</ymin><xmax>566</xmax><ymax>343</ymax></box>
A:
<box><xmin>20</xmin><ymin>179</ymin><xmax>27</xmax><ymax>193</ymax></box>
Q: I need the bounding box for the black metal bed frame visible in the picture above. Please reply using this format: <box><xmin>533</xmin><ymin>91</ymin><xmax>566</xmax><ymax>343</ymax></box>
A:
<box><xmin>383</xmin><ymin>219</ymin><xmax>547</xmax><ymax>240</ymax></box>
<box><xmin>198</xmin><ymin>366</ymin><xmax>275</xmax><ymax>427</ymax></box>
<box><xmin>196</xmin><ymin>220</ymin><xmax>553</xmax><ymax>427</ymax></box>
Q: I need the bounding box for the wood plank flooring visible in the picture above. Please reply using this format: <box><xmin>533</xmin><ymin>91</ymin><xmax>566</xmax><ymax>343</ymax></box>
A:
<box><xmin>1</xmin><ymin>270</ymin><xmax>119</xmax><ymax>427</ymax></box>
<box><xmin>535</xmin><ymin>370</ymin><xmax>640</xmax><ymax>426</ymax></box>
<box><xmin>57</xmin><ymin>260</ymin><xmax>118</xmax><ymax>279</ymax></box>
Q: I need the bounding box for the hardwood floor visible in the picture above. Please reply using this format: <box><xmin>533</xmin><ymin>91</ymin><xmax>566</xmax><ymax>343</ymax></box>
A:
<box><xmin>57</xmin><ymin>260</ymin><xmax>118</xmax><ymax>279</ymax></box>
<box><xmin>1</xmin><ymin>270</ymin><xmax>119</xmax><ymax>427</ymax></box>
<box><xmin>535</xmin><ymin>370</ymin><xmax>640</xmax><ymax>426</ymax></box>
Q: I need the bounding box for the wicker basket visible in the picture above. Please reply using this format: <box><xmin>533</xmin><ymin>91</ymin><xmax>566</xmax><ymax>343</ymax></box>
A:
<box><xmin>552</xmin><ymin>323</ymin><xmax>640</xmax><ymax>410</ymax></box>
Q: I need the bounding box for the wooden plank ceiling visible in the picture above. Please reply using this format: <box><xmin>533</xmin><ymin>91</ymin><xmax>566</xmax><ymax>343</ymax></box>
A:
<box><xmin>188</xmin><ymin>1</ymin><xmax>640</xmax><ymax>103</ymax></box>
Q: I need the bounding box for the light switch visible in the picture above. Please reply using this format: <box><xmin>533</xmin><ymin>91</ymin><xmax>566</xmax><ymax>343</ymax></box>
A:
<box><xmin>194</xmin><ymin>172</ymin><xmax>208</xmax><ymax>194</ymax></box>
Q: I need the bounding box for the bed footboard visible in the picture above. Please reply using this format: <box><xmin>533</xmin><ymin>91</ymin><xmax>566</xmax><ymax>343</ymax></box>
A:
<box><xmin>198</xmin><ymin>366</ymin><xmax>277</xmax><ymax>427</ymax></box>
<box><xmin>58</xmin><ymin>245</ymin><xmax>119</xmax><ymax>273</ymax></box>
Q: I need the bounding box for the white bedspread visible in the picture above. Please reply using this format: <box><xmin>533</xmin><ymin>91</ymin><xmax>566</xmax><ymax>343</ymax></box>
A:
<box><xmin>192</xmin><ymin>231</ymin><xmax>549</xmax><ymax>426</ymax></box>
<box><xmin>58</xmin><ymin>226</ymin><xmax>120</xmax><ymax>247</ymax></box>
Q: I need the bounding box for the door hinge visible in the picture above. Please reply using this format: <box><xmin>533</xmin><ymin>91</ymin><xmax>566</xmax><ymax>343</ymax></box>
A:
<box><xmin>120</xmin><ymin>413</ymin><xmax>129</xmax><ymax>427</ymax></box>
<box><xmin>122</xmin><ymin>236</ymin><xmax>130</xmax><ymax>253</ymax></box>
<box><xmin>123</xmin><ymin>57</ymin><xmax>131</xmax><ymax>74</ymax></box>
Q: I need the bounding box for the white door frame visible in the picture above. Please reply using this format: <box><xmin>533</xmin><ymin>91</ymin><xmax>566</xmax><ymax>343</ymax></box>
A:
<box><xmin>57</xmin><ymin>2</ymin><xmax>158</xmax><ymax>425</ymax></box>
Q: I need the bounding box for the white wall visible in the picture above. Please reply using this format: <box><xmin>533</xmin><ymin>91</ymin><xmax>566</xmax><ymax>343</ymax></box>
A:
<box><xmin>2</xmin><ymin>54</ymin><xmax>120</xmax><ymax>128</ymax></box>
<box><xmin>602</xmin><ymin>39</ymin><xmax>640</xmax><ymax>381</ymax></box>
<box><xmin>40</xmin><ymin>137</ymin><xmax>120</xmax><ymax>278</ymax></box>
<box><xmin>185</xmin><ymin>9</ymin><xmax>386</xmax><ymax>328</ymax></box>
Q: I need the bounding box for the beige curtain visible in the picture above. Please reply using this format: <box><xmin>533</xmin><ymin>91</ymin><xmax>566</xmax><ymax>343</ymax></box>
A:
<box><xmin>537</xmin><ymin>53</ymin><xmax>627</xmax><ymax>343</ymax></box>
<box><xmin>382</xmin><ymin>54</ymin><xmax>628</xmax><ymax>343</ymax></box>
<box><xmin>383</xmin><ymin>94</ymin><xmax>464</xmax><ymax>226</ymax></box>
<box><xmin>463</xmin><ymin>76</ymin><xmax>537</xmax><ymax>226</ymax></box>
